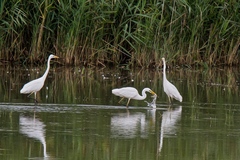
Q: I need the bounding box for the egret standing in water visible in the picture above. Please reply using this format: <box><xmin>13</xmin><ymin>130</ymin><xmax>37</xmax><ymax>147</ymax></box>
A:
<box><xmin>112</xmin><ymin>87</ymin><xmax>156</xmax><ymax>107</ymax></box>
<box><xmin>20</xmin><ymin>54</ymin><xmax>59</xmax><ymax>104</ymax></box>
<box><xmin>162</xmin><ymin>57</ymin><xmax>182</xmax><ymax>104</ymax></box>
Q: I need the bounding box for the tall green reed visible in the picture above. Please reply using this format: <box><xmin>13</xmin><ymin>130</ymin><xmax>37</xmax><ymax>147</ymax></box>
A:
<box><xmin>0</xmin><ymin>0</ymin><xmax>239</xmax><ymax>67</ymax></box>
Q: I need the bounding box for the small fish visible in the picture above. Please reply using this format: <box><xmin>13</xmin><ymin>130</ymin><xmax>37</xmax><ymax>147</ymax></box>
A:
<box><xmin>145</xmin><ymin>94</ymin><xmax>157</xmax><ymax>108</ymax></box>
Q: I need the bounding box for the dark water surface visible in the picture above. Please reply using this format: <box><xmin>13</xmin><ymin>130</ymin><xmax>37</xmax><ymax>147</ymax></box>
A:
<box><xmin>0</xmin><ymin>66</ymin><xmax>240</xmax><ymax>160</ymax></box>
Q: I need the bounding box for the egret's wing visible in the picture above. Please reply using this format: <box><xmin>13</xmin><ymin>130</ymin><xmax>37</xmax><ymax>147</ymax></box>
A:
<box><xmin>112</xmin><ymin>87</ymin><xmax>138</xmax><ymax>98</ymax></box>
<box><xmin>120</xmin><ymin>88</ymin><xmax>139</xmax><ymax>98</ymax></box>
<box><xmin>164</xmin><ymin>81</ymin><xmax>182</xmax><ymax>102</ymax></box>
<box><xmin>20</xmin><ymin>78</ymin><xmax>44</xmax><ymax>94</ymax></box>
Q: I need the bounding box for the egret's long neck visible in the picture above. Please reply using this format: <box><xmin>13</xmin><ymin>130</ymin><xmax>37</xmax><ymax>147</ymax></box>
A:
<box><xmin>140</xmin><ymin>89</ymin><xmax>148</xmax><ymax>100</ymax></box>
<box><xmin>163</xmin><ymin>60</ymin><xmax>167</xmax><ymax>81</ymax></box>
<box><xmin>42</xmin><ymin>57</ymin><xmax>52</xmax><ymax>81</ymax></box>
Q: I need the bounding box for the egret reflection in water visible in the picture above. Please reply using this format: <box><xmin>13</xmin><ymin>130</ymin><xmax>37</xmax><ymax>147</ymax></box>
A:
<box><xmin>111</xmin><ymin>108</ymin><xmax>157</xmax><ymax>138</ymax></box>
<box><xmin>159</xmin><ymin>106</ymin><xmax>182</xmax><ymax>153</ymax></box>
<box><xmin>19</xmin><ymin>114</ymin><xmax>48</xmax><ymax>158</ymax></box>
<box><xmin>111</xmin><ymin>111</ymin><xmax>147</xmax><ymax>138</ymax></box>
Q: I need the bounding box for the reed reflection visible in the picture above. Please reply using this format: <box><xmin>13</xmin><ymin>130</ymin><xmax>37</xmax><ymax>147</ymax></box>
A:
<box><xmin>159</xmin><ymin>106</ymin><xmax>182</xmax><ymax>153</ymax></box>
<box><xmin>1</xmin><ymin>66</ymin><xmax>240</xmax><ymax>105</ymax></box>
<box><xmin>19</xmin><ymin>114</ymin><xmax>49</xmax><ymax>158</ymax></box>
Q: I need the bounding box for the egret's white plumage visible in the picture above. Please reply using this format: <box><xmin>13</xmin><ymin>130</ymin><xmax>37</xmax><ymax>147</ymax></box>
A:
<box><xmin>20</xmin><ymin>54</ymin><xmax>59</xmax><ymax>103</ymax></box>
<box><xmin>112</xmin><ymin>87</ymin><xmax>156</xmax><ymax>107</ymax></box>
<box><xmin>162</xmin><ymin>57</ymin><xmax>182</xmax><ymax>103</ymax></box>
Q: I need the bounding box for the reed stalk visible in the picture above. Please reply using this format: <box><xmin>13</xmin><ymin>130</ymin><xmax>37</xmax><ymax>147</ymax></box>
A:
<box><xmin>0</xmin><ymin>0</ymin><xmax>239</xmax><ymax>67</ymax></box>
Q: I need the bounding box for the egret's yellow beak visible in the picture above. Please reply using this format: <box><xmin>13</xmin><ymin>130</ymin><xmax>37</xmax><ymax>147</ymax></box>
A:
<box><xmin>54</xmin><ymin>56</ymin><xmax>59</xmax><ymax>58</ymax></box>
<box><xmin>149</xmin><ymin>90</ymin><xmax>157</xmax><ymax>95</ymax></box>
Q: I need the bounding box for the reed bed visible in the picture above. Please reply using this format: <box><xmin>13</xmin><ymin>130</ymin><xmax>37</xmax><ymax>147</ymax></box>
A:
<box><xmin>0</xmin><ymin>0</ymin><xmax>239</xmax><ymax>67</ymax></box>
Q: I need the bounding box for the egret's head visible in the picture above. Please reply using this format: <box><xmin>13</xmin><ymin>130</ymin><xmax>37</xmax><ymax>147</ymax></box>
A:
<box><xmin>49</xmin><ymin>54</ymin><xmax>59</xmax><ymax>59</ymax></box>
<box><xmin>147</xmin><ymin>88</ymin><xmax>156</xmax><ymax>95</ymax></box>
<box><xmin>162</xmin><ymin>57</ymin><xmax>165</xmax><ymax>61</ymax></box>
<box><xmin>143</xmin><ymin>88</ymin><xmax>156</xmax><ymax>95</ymax></box>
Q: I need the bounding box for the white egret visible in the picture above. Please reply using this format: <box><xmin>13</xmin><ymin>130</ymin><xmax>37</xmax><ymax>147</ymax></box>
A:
<box><xmin>162</xmin><ymin>57</ymin><xmax>182</xmax><ymax>104</ymax></box>
<box><xmin>112</xmin><ymin>87</ymin><xmax>156</xmax><ymax>107</ymax></box>
<box><xmin>20</xmin><ymin>54</ymin><xmax>59</xmax><ymax>104</ymax></box>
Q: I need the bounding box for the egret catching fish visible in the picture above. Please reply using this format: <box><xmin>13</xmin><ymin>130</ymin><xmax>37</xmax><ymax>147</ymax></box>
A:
<box><xmin>112</xmin><ymin>87</ymin><xmax>156</xmax><ymax>107</ymax></box>
<box><xmin>145</xmin><ymin>94</ymin><xmax>158</xmax><ymax>108</ymax></box>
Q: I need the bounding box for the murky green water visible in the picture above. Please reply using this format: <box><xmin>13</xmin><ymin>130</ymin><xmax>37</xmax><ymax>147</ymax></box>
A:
<box><xmin>0</xmin><ymin>66</ymin><xmax>240</xmax><ymax>159</ymax></box>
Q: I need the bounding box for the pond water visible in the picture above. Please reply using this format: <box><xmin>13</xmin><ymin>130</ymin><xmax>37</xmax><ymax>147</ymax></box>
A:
<box><xmin>0</xmin><ymin>66</ymin><xmax>240</xmax><ymax>160</ymax></box>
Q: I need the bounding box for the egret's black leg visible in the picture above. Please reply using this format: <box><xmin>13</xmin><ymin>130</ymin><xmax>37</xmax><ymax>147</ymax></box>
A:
<box><xmin>34</xmin><ymin>99</ymin><xmax>38</xmax><ymax>105</ymax></box>
<box><xmin>168</xmin><ymin>96</ymin><xmax>171</xmax><ymax>105</ymax></box>
<box><xmin>118</xmin><ymin>97</ymin><xmax>124</xmax><ymax>104</ymax></box>
<box><xmin>34</xmin><ymin>92</ymin><xmax>38</xmax><ymax>105</ymax></box>
<box><xmin>126</xmin><ymin>98</ymin><xmax>131</xmax><ymax>108</ymax></box>
<box><xmin>27</xmin><ymin>96</ymin><xmax>38</xmax><ymax>103</ymax></box>
<box><xmin>27</xmin><ymin>92</ymin><xmax>38</xmax><ymax>105</ymax></box>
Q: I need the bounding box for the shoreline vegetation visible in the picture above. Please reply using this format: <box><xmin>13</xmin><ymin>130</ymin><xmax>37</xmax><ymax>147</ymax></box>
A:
<box><xmin>0</xmin><ymin>0</ymin><xmax>239</xmax><ymax>67</ymax></box>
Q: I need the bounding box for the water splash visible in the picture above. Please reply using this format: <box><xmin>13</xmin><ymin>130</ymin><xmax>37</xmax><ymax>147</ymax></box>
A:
<box><xmin>145</xmin><ymin>94</ymin><xmax>157</xmax><ymax>108</ymax></box>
